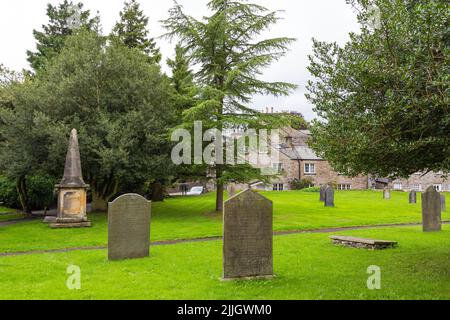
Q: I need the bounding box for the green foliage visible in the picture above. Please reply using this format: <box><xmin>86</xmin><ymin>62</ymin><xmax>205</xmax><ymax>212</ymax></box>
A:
<box><xmin>163</xmin><ymin>0</ymin><xmax>298</xmax><ymax>209</ymax></box>
<box><xmin>111</xmin><ymin>0</ymin><xmax>161</xmax><ymax>64</ymax></box>
<box><xmin>0</xmin><ymin>175</ymin><xmax>18</xmax><ymax>208</ymax></box>
<box><xmin>299</xmin><ymin>186</ymin><xmax>321</xmax><ymax>193</ymax></box>
<box><xmin>0</xmin><ymin>30</ymin><xmax>176</xmax><ymax>210</ymax></box>
<box><xmin>26</xmin><ymin>0</ymin><xmax>99</xmax><ymax>72</ymax></box>
<box><xmin>0</xmin><ymin>174</ymin><xmax>55</xmax><ymax>210</ymax></box>
<box><xmin>290</xmin><ymin>178</ymin><xmax>315</xmax><ymax>190</ymax></box>
<box><xmin>307</xmin><ymin>0</ymin><xmax>450</xmax><ymax>178</ymax></box>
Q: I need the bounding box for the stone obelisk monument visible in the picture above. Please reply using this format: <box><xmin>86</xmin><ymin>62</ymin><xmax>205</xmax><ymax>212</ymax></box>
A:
<box><xmin>50</xmin><ymin>129</ymin><xmax>91</xmax><ymax>228</ymax></box>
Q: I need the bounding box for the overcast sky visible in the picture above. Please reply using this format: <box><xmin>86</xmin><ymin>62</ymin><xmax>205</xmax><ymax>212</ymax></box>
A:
<box><xmin>0</xmin><ymin>0</ymin><xmax>360</xmax><ymax>120</ymax></box>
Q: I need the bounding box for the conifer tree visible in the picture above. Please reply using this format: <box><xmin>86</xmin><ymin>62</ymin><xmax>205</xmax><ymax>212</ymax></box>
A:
<box><xmin>112</xmin><ymin>0</ymin><xmax>161</xmax><ymax>64</ymax></box>
<box><xmin>163</xmin><ymin>0</ymin><xmax>297</xmax><ymax>211</ymax></box>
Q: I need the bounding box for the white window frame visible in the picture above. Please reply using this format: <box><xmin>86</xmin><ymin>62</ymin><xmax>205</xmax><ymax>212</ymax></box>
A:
<box><xmin>411</xmin><ymin>184</ymin><xmax>421</xmax><ymax>191</ymax></box>
<box><xmin>304</xmin><ymin>163</ymin><xmax>316</xmax><ymax>175</ymax></box>
<box><xmin>433</xmin><ymin>184</ymin><xmax>442</xmax><ymax>192</ymax></box>
<box><xmin>273</xmin><ymin>183</ymin><xmax>284</xmax><ymax>191</ymax></box>
<box><xmin>337</xmin><ymin>184</ymin><xmax>352</xmax><ymax>190</ymax></box>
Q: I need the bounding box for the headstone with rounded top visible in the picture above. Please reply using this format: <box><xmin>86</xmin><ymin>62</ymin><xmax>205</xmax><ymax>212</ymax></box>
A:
<box><xmin>324</xmin><ymin>186</ymin><xmax>335</xmax><ymax>207</ymax></box>
<box><xmin>223</xmin><ymin>189</ymin><xmax>273</xmax><ymax>280</ymax></box>
<box><xmin>108</xmin><ymin>193</ymin><xmax>151</xmax><ymax>261</ymax></box>
<box><xmin>319</xmin><ymin>185</ymin><xmax>327</xmax><ymax>202</ymax></box>
<box><xmin>409</xmin><ymin>190</ymin><xmax>417</xmax><ymax>204</ymax></box>
<box><xmin>383</xmin><ymin>188</ymin><xmax>391</xmax><ymax>200</ymax></box>
<box><xmin>422</xmin><ymin>186</ymin><xmax>441</xmax><ymax>232</ymax></box>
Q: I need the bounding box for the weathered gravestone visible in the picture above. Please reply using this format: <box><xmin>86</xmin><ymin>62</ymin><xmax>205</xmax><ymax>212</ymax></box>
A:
<box><xmin>422</xmin><ymin>186</ymin><xmax>441</xmax><ymax>232</ymax></box>
<box><xmin>223</xmin><ymin>189</ymin><xmax>273</xmax><ymax>280</ymax></box>
<box><xmin>319</xmin><ymin>185</ymin><xmax>327</xmax><ymax>202</ymax></box>
<box><xmin>441</xmin><ymin>195</ymin><xmax>446</xmax><ymax>212</ymax></box>
<box><xmin>409</xmin><ymin>191</ymin><xmax>417</xmax><ymax>204</ymax></box>
<box><xmin>324</xmin><ymin>186</ymin><xmax>335</xmax><ymax>207</ymax></box>
<box><xmin>383</xmin><ymin>188</ymin><xmax>391</xmax><ymax>200</ymax></box>
<box><xmin>108</xmin><ymin>194</ymin><xmax>151</xmax><ymax>261</ymax></box>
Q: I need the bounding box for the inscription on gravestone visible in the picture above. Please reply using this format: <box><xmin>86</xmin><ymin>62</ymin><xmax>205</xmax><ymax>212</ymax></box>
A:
<box><xmin>324</xmin><ymin>187</ymin><xmax>334</xmax><ymax>207</ymax></box>
<box><xmin>108</xmin><ymin>194</ymin><xmax>151</xmax><ymax>261</ymax></box>
<box><xmin>409</xmin><ymin>191</ymin><xmax>417</xmax><ymax>204</ymax></box>
<box><xmin>422</xmin><ymin>186</ymin><xmax>441</xmax><ymax>232</ymax></box>
<box><xmin>223</xmin><ymin>190</ymin><xmax>273</xmax><ymax>280</ymax></box>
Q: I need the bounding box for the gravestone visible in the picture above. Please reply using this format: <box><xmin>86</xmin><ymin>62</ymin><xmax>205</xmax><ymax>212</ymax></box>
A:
<box><xmin>108</xmin><ymin>194</ymin><xmax>151</xmax><ymax>261</ymax></box>
<box><xmin>441</xmin><ymin>195</ymin><xmax>446</xmax><ymax>212</ymax></box>
<box><xmin>421</xmin><ymin>186</ymin><xmax>441</xmax><ymax>232</ymax></box>
<box><xmin>409</xmin><ymin>191</ymin><xmax>417</xmax><ymax>204</ymax></box>
<box><xmin>319</xmin><ymin>185</ymin><xmax>327</xmax><ymax>202</ymax></box>
<box><xmin>383</xmin><ymin>188</ymin><xmax>391</xmax><ymax>200</ymax></box>
<box><xmin>324</xmin><ymin>186</ymin><xmax>334</xmax><ymax>207</ymax></box>
<box><xmin>223</xmin><ymin>189</ymin><xmax>273</xmax><ymax>280</ymax></box>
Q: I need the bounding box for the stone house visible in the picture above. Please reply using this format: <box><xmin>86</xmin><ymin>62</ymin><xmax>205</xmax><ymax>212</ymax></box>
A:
<box><xmin>373</xmin><ymin>173</ymin><xmax>450</xmax><ymax>192</ymax></box>
<box><xmin>247</xmin><ymin>127</ymin><xmax>369</xmax><ymax>191</ymax></box>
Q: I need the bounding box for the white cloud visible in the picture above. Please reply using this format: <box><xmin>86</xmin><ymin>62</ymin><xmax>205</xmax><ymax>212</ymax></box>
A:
<box><xmin>0</xmin><ymin>0</ymin><xmax>360</xmax><ymax>120</ymax></box>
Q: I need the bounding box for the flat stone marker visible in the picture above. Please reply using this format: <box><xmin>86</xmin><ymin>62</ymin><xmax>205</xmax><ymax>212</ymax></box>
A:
<box><xmin>330</xmin><ymin>236</ymin><xmax>397</xmax><ymax>250</ymax></box>
<box><xmin>422</xmin><ymin>186</ymin><xmax>441</xmax><ymax>232</ymax></box>
<box><xmin>324</xmin><ymin>187</ymin><xmax>334</xmax><ymax>207</ymax></box>
<box><xmin>409</xmin><ymin>191</ymin><xmax>417</xmax><ymax>204</ymax></box>
<box><xmin>223</xmin><ymin>189</ymin><xmax>273</xmax><ymax>280</ymax></box>
<box><xmin>108</xmin><ymin>194</ymin><xmax>151</xmax><ymax>261</ymax></box>
<box><xmin>441</xmin><ymin>195</ymin><xmax>446</xmax><ymax>212</ymax></box>
<box><xmin>383</xmin><ymin>188</ymin><xmax>391</xmax><ymax>200</ymax></box>
<box><xmin>319</xmin><ymin>185</ymin><xmax>327</xmax><ymax>202</ymax></box>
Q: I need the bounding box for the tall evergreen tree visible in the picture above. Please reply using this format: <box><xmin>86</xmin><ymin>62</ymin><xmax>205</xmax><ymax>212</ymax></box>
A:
<box><xmin>112</xmin><ymin>0</ymin><xmax>161</xmax><ymax>64</ymax></box>
<box><xmin>163</xmin><ymin>0</ymin><xmax>297</xmax><ymax>211</ymax></box>
<box><xmin>167</xmin><ymin>44</ymin><xmax>195</xmax><ymax>96</ymax></box>
<box><xmin>26</xmin><ymin>0</ymin><xmax>99</xmax><ymax>72</ymax></box>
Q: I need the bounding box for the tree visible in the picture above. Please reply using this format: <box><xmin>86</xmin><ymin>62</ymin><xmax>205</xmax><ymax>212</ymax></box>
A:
<box><xmin>306</xmin><ymin>0</ymin><xmax>449</xmax><ymax>179</ymax></box>
<box><xmin>0</xmin><ymin>31</ymin><xmax>176</xmax><ymax>211</ymax></box>
<box><xmin>167</xmin><ymin>44</ymin><xmax>195</xmax><ymax>96</ymax></box>
<box><xmin>26</xmin><ymin>0</ymin><xmax>99</xmax><ymax>72</ymax></box>
<box><xmin>163</xmin><ymin>0</ymin><xmax>297</xmax><ymax>211</ymax></box>
<box><xmin>112</xmin><ymin>0</ymin><xmax>161</xmax><ymax>64</ymax></box>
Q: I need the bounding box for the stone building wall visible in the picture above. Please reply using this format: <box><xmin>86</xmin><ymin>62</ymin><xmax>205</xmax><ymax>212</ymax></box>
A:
<box><xmin>389</xmin><ymin>172</ymin><xmax>450</xmax><ymax>192</ymax></box>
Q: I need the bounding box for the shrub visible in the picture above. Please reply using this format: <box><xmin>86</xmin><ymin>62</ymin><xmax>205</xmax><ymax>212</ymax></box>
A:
<box><xmin>0</xmin><ymin>174</ymin><xmax>56</xmax><ymax>210</ymax></box>
<box><xmin>300</xmin><ymin>186</ymin><xmax>321</xmax><ymax>193</ymax></box>
<box><xmin>290</xmin><ymin>178</ymin><xmax>315</xmax><ymax>190</ymax></box>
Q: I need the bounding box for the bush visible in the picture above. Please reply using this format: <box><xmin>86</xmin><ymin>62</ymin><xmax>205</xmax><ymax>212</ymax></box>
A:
<box><xmin>300</xmin><ymin>186</ymin><xmax>321</xmax><ymax>193</ymax></box>
<box><xmin>0</xmin><ymin>175</ymin><xmax>19</xmax><ymax>208</ymax></box>
<box><xmin>290</xmin><ymin>178</ymin><xmax>315</xmax><ymax>190</ymax></box>
<box><xmin>0</xmin><ymin>174</ymin><xmax>56</xmax><ymax>210</ymax></box>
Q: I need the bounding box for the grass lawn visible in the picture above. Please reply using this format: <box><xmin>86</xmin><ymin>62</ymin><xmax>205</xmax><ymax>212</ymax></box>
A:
<box><xmin>0</xmin><ymin>205</ymin><xmax>13</xmax><ymax>214</ymax></box>
<box><xmin>0</xmin><ymin>212</ymin><xmax>26</xmax><ymax>222</ymax></box>
<box><xmin>0</xmin><ymin>225</ymin><xmax>448</xmax><ymax>300</ymax></box>
<box><xmin>0</xmin><ymin>190</ymin><xmax>448</xmax><ymax>253</ymax></box>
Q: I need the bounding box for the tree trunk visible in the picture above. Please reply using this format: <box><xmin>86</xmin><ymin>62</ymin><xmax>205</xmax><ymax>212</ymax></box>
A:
<box><xmin>151</xmin><ymin>182</ymin><xmax>164</xmax><ymax>202</ymax></box>
<box><xmin>16</xmin><ymin>176</ymin><xmax>31</xmax><ymax>214</ymax></box>
<box><xmin>91</xmin><ymin>193</ymin><xmax>108</xmax><ymax>212</ymax></box>
<box><xmin>216</xmin><ymin>182</ymin><xmax>224</xmax><ymax>212</ymax></box>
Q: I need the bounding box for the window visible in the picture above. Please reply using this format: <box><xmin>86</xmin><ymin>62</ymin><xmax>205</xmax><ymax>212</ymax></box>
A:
<box><xmin>304</xmin><ymin>163</ymin><xmax>316</xmax><ymax>175</ymax></box>
<box><xmin>273</xmin><ymin>184</ymin><xmax>284</xmax><ymax>191</ymax></box>
<box><xmin>337</xmin><ymin>184</ymin><xmax>352</xmax><ymax>190</ymax></box>
<box><xmin>272</xmin><ymin>163</ymin><xmax>283</xmax><ymax>174</ymax></box>
<box><xmin>411</xmin><ymin>184</ymin><xmax>421</xmax><ymax>191</ymax></box>
<box><xmin>434</xmin><ymin>184</ymin><xmax>442</xmax><ymax>192</ymax></box>
<box><xmin>393</xmin><ymin>183</ymin><xmax>403</xmax><ymax>190</ymax></box>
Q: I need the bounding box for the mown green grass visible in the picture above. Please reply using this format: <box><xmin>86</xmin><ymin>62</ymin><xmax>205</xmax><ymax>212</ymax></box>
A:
<box><xmin>0</xmin><ymin>212</ymin><xmax>25</xmax><ymax>222</ymax></box>
<box><xmin>0</xmin><ymin>206</ymin><xmax>13</xmax><ymax>214</ymax></box>
<box><xmin>0</xmin><ymin>225</ymin><xmax>448</xmax><ymax>300</ymax></box>
<box><xmin>0</xmin><ymin>191</ymin><xmax>448</xmax><ymax>253</ymax></box>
